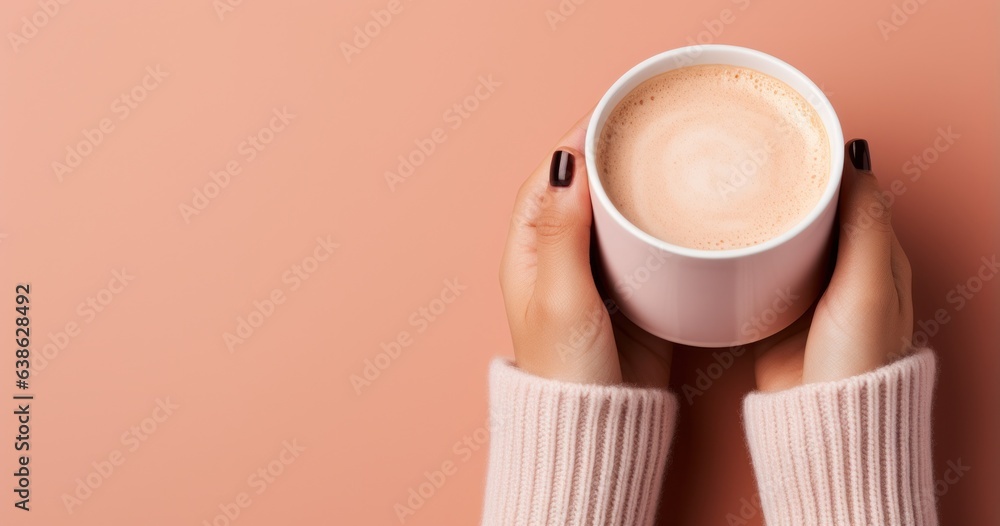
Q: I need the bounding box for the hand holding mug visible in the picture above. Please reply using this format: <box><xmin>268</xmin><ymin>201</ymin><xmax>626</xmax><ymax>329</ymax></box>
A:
<box><xmin>499</xmin><ymin>114</ymin><xmax>672</xmax><ymax>388</ymax></box>
<box><xmin>752</xmin><ymin>140</ymin><xmax>915</xmax><ymax>390</ymax></box>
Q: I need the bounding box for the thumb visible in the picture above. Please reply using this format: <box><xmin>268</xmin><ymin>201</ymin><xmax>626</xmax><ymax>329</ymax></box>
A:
<box><xmin>834</xmin><ymin>139</ymin><xmax>895</xmax><ymax>292</ymax></box>
<box><xmin>531</xmin><ymin>147</ymin><xmax>597</xmax><ymax>306</ymax></box>
<box><xmin>499</xmin><ymin>113</ymin><xmax>622</xmax><ymax>385</ymax></box>
<box><xmin>500</xmin><ymin>113</ymin><xmax>597</xmax><ymax>318</ymax></box>
<box><xmin>803</xmin><ymin>139</ymin><xmax>910</xmax><ymax>383</ymax></box>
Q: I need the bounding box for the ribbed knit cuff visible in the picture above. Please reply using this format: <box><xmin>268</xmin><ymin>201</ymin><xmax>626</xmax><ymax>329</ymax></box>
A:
<box><xmin>481</xmin><ymin>359</ymin><xmax>679</xmax><ymax>526</ymax></box>
<box><xmin>743</xmin><ymin>349</ymin><xmax>937</xmax><ymax>526</ymax></box>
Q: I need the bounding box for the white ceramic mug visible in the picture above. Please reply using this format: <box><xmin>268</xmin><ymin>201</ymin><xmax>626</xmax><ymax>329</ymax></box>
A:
<box><xmin>585</xmin><ymin>45</ymin><xmax>844</xmax><ymax>347</ymax></box>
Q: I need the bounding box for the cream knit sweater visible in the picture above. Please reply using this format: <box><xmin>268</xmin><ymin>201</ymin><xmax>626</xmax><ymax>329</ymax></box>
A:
<box><xmin>481</xmin><ymin>350</ymin><xmax>937</xmax><ymax>525</ymax></box>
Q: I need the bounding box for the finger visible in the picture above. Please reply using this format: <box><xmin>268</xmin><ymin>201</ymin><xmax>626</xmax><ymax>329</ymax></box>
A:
<box><xmin>890</xmin><ymin>232</ymin><xmax>913</xmax><ymax>307</ymax></box>
<box><xmin>891</xmin><ymin>232</ymin><xmax>915</xmax><ymax>354</ymax></box>
<box><xmin>500</xmin><ymin>112</ymin><xmax>594</xmax><ymax>317</ymax></box>
<box><xmin>833</xmin><ymin>139</ymin><xmax>896</xmax><ymax>291</ymax></box>
<box><xmin>532</xmin><ymin>145</ymin><xmax>594</xmax><ymax>306</ymax></box>
<box><xmin>750</xmin><ymin>303</ymin><xmax>815</xmax><ymax>357</ymax></box>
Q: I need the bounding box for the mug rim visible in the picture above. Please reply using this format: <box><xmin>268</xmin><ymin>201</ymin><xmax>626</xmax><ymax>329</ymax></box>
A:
<box><xmin>585</xmin><ymin>44</ymin><xmax>845</xmax><ymax>261</ymax></box>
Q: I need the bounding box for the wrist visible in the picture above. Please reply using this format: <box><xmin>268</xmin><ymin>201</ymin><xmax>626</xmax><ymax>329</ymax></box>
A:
<box><xmin>514</xmin><ymin>351</ymin><xmax>623</xmax><ymax>385</ymax></box>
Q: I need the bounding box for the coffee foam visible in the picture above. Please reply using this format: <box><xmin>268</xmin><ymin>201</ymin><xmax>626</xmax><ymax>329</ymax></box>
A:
<box><xmin>596</xmin><ymin>64</ymin><xmax>830</xmax><ymax>250</ymax></box>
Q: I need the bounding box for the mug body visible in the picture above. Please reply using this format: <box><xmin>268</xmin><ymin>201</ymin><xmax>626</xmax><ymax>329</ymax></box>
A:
<box><xmin>585</xmin><ymin>45</ymin><xmax>844</xmax><ymax>347</ymax></box>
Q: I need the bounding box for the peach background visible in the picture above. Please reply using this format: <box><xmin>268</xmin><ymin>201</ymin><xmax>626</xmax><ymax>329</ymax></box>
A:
<box><xmin>0</xmin><ymin>0</ymin><xmax>996</xmax><ymax>524</ymax></box>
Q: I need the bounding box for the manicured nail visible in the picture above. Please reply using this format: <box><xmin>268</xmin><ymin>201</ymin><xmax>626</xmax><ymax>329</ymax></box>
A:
<box><xmin>849</xmin><ymin>139</ymin><xmax>871</xmax><ymax>172</ymax></box>
<box><xmin>549</xmin><ymin>150</ymin><xmax>574</xmax><ymax>187</ymax></box>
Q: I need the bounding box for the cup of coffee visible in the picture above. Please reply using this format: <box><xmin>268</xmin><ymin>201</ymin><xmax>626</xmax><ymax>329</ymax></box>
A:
<box><xmin>585</xmin><ymin>45</ymin><xmax>844</xmax><ymax>347</ymax></box>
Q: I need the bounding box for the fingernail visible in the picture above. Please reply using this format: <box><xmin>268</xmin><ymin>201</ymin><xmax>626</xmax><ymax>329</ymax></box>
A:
<box><xmin>849</xmin><ymin>139</ymin><xmax>872</xmax><ymax>172</ymax></box>
<box><xmin>549</xmin><ymin>150</ymin><xmax>574</xmax><ymax>187</ymax></box>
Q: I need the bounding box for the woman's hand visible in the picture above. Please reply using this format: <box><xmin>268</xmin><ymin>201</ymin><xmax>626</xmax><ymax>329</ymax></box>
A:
<box><xmin>499</xmin><ymin>113</ymin><xmax>672</xmax><ymax>387</ymax></box>
<box><xmin>753</xmin><ymin>139</ymin><xmax>915</xmax><ymax>391</ymax></box>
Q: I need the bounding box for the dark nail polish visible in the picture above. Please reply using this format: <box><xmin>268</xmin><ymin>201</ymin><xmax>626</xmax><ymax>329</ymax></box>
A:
<box><xmin>549</xmin><ymin>150</ymin><xmax>574</xmax><ymax>187</ymax></box>
<box><xmin>849</xmin><ymin>139</ymin><xmax>871</xmax><ymax>172</ymax></box>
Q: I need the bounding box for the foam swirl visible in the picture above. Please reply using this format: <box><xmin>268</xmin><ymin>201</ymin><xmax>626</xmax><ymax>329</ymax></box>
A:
<box><xmin>596</xmin><ymin>65</ymin><xmax>830</xmax><ymax>250</ymax></box>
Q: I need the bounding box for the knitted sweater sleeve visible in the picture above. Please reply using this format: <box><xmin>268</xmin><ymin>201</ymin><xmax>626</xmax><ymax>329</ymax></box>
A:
<box><xmin>743</xmin><ymin>349</ymin><xmax>938</xmax><ymax>525</ymax></box>
<box><xmin>480</xmin><ymin>350</ymin><xmax>937</xmax><ymax>526</ymax></box>
<box><xmin>480</xmin><ymin>359</ymin><xmax>679</xmax><ymax>526</ymax></box>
